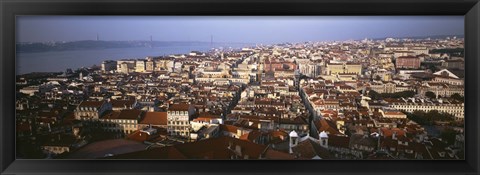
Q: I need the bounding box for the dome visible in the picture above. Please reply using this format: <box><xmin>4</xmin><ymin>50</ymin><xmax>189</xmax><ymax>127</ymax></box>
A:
<box><xmin>289</xmin><ymin>130</ymin><xmax>298</xmax><ymax>138</ymax></box>
<box><xmin>319</xmin><ymin>131</ymin><xmax>328</xmax><ymax>138</ymax></box>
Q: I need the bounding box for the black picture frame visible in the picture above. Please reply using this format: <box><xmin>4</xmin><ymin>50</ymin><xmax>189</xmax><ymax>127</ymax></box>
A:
<box><xmin>1</xmin><ymin>0</ymin><xmax>479</xmax><ymax>175</ymax></box>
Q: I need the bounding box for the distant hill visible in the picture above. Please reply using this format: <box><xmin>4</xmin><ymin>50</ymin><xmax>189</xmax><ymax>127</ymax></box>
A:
<box><xmin>371</xmin><ymin>34</ymin><xmax>464</xmax><ymax>41</ymax></box>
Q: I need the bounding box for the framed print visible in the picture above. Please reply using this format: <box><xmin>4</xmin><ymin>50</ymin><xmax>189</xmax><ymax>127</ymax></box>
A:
<box><xmin>1</xmin><ymin>0</ymin><xmax>480</xmax><ymax>175</ymax></box>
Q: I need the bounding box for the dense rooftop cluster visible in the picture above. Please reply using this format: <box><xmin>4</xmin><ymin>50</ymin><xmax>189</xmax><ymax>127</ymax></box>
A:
<box><xmin>16</xmin><ymin>36</ymin><xmax>464</xmax><ymax>160</ymax></box>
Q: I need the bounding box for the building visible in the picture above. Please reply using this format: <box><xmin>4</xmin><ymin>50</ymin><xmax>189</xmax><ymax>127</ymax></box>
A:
<box><xmin>432</xmin><ymin>69</ymin><xmax>464</xmax><ymax>86</ymax></box>
<box><xmin>396</xmin><ymin>56</ymin><xmax>421</xmax><ymax>69</ymax></box>
<box><xmin>155</xmin><ymin>59</ymin><xmax>174</xmax><ymax>71</ymax></box>
<box><xmin>393</xmin><ymin>51</ymin><xmax>415</xmax><ymax>58</ymax></box>
<box><xmin>111</xmin><ymin>99</ymin><xmax>137</xmax><ymax>111</ymax></box>
<box><xmin>389</xmin><ymin>99</ymin><xmax>464</xmax><ymax>120</ymax></box>
<box><xmin>289</xmin><ymin>130</ymin><xmax>334</xmax><ymax>159</ymax></box>
<box><xmin>101</xmin><ymin>60</ymin><xmax>117</xmax><ymax>72</ymax></box>
<box><xmin>109</xmin><ymin>136</ymin><xmax>269</xmax><ymax>159</ymax></box>
<box><xmin>326</xmin><ymin>63</ymin><xmax>362</xmax><ymax>75</ymax></box>
<box><xmin>417</xmin><ymin>82</ymin><xmax>464</xmax><ymax>97</ymax></box>
<box><xmin>369</xmin><ymin>82</ymin><xmax>404</xmax><ymax>94</ymax></box>
<box><xmin>117</xmin><ymin>60</ymin><xmax>136</xmax><ymax>74</ymax></box>
<box><xmin>442</xmin><ymin>60</ymin><xmax>464</xmax><ymax>70</ymax></box>
<box><xmin>297</xmin><ymin>59</ymin><xmax>322</xmax><ymax>78</ymax></box>
<box><xmin>167</xmin><ymin>104</ymin><xmax>195</xmax><ymax>137</ymax></box>
<box><xmin>100</xmin><ymin>109</ymin><xmax>143</xmax><ymax>135</ymax></box>
<box><xmin>74</xmin><ymin>100</ymin><xmax>112</xmax><ymax>120</ymax></box>
<box><xmin>139</xmin><ymin>112</ymin><xmax>168</xmax><ymax>129</ymax></box>
<box><xmin>409</xmin><ymin>47</ymin><xmax>429</xmax><ymax>56</ymax></box>
<box><xmin>41</xmin><ymin>134</ymin><xmax>85</xmax><ymax>156</ymax></box>
<box><xmin>380</xmin><ymin>109</ymin><xmax>407</xmax><ymax>119</ymax></box>
<box><xmin>19</xmin><ymin>86</ymin><xmax>40</xmax><ymax>96</ymax></box>
<box><xmin>145</xmin><ymin>58</ymin><xmax>155</xmax><ymax>72</ymax></box>
<box><xmin>135</xmin><ymin>60</ymin><xmax>146</xmax><ymax>72</ymax></box>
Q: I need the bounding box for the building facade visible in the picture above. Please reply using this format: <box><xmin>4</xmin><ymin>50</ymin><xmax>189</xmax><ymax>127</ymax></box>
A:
<box><xmin>396</xmin><ymin>56</ymin><xmax>421</xmax><ymax>69</ymax></box>
<box><xmin>167</xmin><ymin>104</ymin><xmax>195</xmax><ymax>137</ymax></box>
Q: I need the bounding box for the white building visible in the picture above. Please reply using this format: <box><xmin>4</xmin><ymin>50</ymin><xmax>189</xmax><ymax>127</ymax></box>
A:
<box><xmin>389</xmin><ymin>100</ymin><xmax>464</xmax><ymax>120</ymax></box>
<box><xmin>167</xmin><ymin>104</ymin><xmax>195</xmax><ymax>137</ymax></box>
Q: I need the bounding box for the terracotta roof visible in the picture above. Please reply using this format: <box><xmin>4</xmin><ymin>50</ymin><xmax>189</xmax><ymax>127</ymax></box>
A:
<box><xmin>111</xmin><ymin>99</ymin><xmax>135</xmax><ymax>108</ymax></box>
<box><xmin>38</xmin><ymin>111</ymin><xmax>58</xmax><ymax>118</ymax></box>
<box><xmin>380</xmin><ymin>128</ymin><xmax>406</xmax><ymax>138</ymax></box>
<box><xmin>315</xmin><ymin>119</ymin><xmax>340</xmax><ymax>135</ymax></box>
<box><xmin>78</xmin><ymin>101</ymin><xmax>105</xmax><ymax>108</ymax></box>
<box><xmin>220</xmin><ymin>124</ymin><xmax>238</xmax><ymax>133</ymax></box>
<box><xmin>328</xmin><ymin>135</ymin><xmax>350</xmax><ymax>149</ymax></box>
<box><xmin>384</xmin><ymin>111</ymin><xmax>405</xmax><ymax>115</ymax></box>
<box><xmin>268</xmin><ymin>130</ymin><xmax>288</xmax><ymax>139</ymax></box>
<box><xmin>180</xmin><ymin>136</ymin><xmax>267</xmax><ymax>159</ymax></box>
<box><xmin>239</xmin><ymin>130</ymin><xmax>262</xmax><ymax>142</ymax></box>
<box><xmin>140</xmin><ymin>112</ymin><xmax>167</xmax><ymax>125</ymax></box>
<box><xmin>101</xmin><ymin>110</ymin><xmax>121</xmax><ymax>119</ymax></box>
<box><xmin>109</xmin><ymin>146</ymin><xmax>187</xmax><ymax>159</ymax></box>
<box><xmin>198</xmin><ymin>112</ymin><xmax>221</xmax><ymax>119</ymax></box>
<box><xmin>127</xmin><ymin>130</ymin><xmax>155</xmax><ymax>142</ymax></box>
<box><xmin>397</xmin><ymin>56</ymin><xmax>419</xmax><ymax>59</ymax></box>
<box><xmin>280</xmin><ymin>117</ymin><xmax>307</xmax><ymax>125</ymax></box>
<box><xmin>349</xmin><ymin>134</ymin><xmax>376</xmax><ymax>147</ymax></box>
<box><xmin>16</xmin><ymin>121</ymin><xmax>31</xmax><ymax>132</ymax></box>
<box><xmin>264</xmin><ymin>148</ymin><xmax>295</xmax><ymax>159</ymax></box>
<box><xmin>292</xmin><ymin>139</ymin><xmax>334</xmax><ymax>159</ymax></box>
<box><xmin>121</xmin><ymin>110</ymin><xmax>143</xmax><ymax>119</ymax></box>
<box><xmin>168</xmin><ymin>103</ymin><xmax>190</xmax><ymax>111</ymax></box>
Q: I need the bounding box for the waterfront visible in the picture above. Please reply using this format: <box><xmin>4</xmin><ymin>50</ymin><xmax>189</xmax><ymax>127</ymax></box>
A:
<box><xmin>16</xmin><ymin>43</ymin><xmax>251</xmax><ymax>75</ymax></box>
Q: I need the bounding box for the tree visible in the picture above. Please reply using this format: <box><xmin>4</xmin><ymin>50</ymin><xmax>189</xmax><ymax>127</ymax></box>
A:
<box><xmin>407</xmin><ymin>110</ymin><xmax>455</xmax><ymax>125</ymax></box>
<box><xmin>368</xmin><ymin>90</ymin><xmax>382</xmax><ymax>100</ymax></box>
<box><xmin>440</xmin><ymin>128</ymin><xmax>458</xmax><ymax>145</ymax></box>
<box><xmin>451</xmin><ymin>93</ymin><xmax>464</xmax><ymax>102</ymax></box>
<box><xmin>380</xmin><ymin>91</ymin><xmax>415</xmax><ymax>98</ymax></box>
<box><xmin>406</xmin><ymin>110</ymin><xmax>428</xmax><ymax>125</ymax></box>
<box><xmin>425</xmin><ymin>91</ymin><xmax>436</xmax><ymax>99</ymax></box>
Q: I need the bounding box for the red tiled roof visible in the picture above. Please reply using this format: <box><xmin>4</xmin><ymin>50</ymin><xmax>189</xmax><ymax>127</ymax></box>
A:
<box><xmin>140</xmin><ymin>112</ymin><xmax>167</xmax><ymax>125</ymax></box>
<box><xmin>102</xmin><ymin>110</ymin><xmax>142</xmax><ymax>120</ymax></box>
<box><xmin>110</xmin><ymin>146</ymin><xmax>187</xmax><ymax>159</ymax></box>
<box><xmin>384</xmin><ymin>111</ymin><xmax>406</xmax><ymax>115</ymax></box>
<box><xmin>180</xmin><ymin>136</ymin><xmax>267</xmax><ymax>159</ymax></box>
<box><xmin>117</xmin><ymin>110</ymin><xmax>142</xmax><ymax>120</ymax></box>
<box><xmin>380</xmin><ymin>128</ymin><xmax>406</xmax><ymax>138</ymax></box>
<box><xmin>264</xmin><ymin>148</ymin><xmax>295</xmax><ymax>160</ymax></box>
<box><xmin>111</xmin><ymin>99</ymin><xmax>135</xmax><ymax>108</ymax></box>
<box><xmin>220</xmin><ymin>124</ymin><xmax>238</xmax><ymax>133</ymax></box>
<box><xmin>101</xmin><ymin>110</ymin><xmax>121</xmax><ymax>119</ymax></box>
<box><xmin>168</xmin><ymin>103</ymin><xmax>190</xmax><ymax>111</ymax></box>
<box><xmin>315</xmin><ymin>119</ymin><xmax>340</xmax><ymax>135</ymax></box>
<box><xmin>198</xmin><ymin>112</ymin><xmax>221</xmax><ymax>119</ymax></box>
<box><xmin>79</xmin><ymin>101</ymin><xmax>105</xmax><ymax>108</ymax></box>
<box><xmin>280</xmin><ymin>117</ymin><xmax>307</xmax><ymax>125</ymax></box>
<box><xmin>292</xmin><ymin>139</ymin><xmax>334</xmax><ymax>159</ymax></box>
<box><xmin>16</xmin><ymin>122</ymin><xmax>31</xmax><ymax>132</ymax></box>
<box><xmin>239</xmin><ymin>130</ymin><xmax>262</xmax><ymax>142</ymax></box>
<box><xmin>328</xmin><ymin>135</ymin><xmax>350</xmax><ymax>149</ymax></box>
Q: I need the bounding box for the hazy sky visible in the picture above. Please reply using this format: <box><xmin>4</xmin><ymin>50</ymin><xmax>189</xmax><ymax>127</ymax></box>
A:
<box><xmin>16</xmin><ymin>16</ymin><xmax>464</xmax><ymax>44</ymax></box>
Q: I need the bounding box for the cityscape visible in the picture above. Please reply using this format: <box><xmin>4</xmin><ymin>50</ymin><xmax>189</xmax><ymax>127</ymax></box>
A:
<box><xmin>16</xmin><ymin>17</ymin><xmax>465</xmax><ymax>160</ymax></box>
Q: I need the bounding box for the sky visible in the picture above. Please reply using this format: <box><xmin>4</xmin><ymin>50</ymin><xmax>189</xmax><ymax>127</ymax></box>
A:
<box><xmin>16</xmin><ymin>16</ymin><xmax>464</xmax><ymax>44</ymax></box>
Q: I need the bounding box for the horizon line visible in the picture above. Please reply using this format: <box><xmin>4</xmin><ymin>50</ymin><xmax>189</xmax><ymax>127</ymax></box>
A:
<box><xmin>17</xmin><ymin>33</ymin><xmax>465</xmax><ymax>44</ymax></box>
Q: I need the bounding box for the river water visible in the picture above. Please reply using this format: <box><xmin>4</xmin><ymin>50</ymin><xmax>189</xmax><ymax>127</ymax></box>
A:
<box><xmin>16</xmin><ymin>43</ymin><xmax>251</xmax><ymax>75</ymax></box>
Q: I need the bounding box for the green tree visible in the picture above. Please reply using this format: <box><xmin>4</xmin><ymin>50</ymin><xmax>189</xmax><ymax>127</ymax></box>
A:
<box><xmin>425</xmin><ymin>91</ymin><xmax>436</xmax><ymax>99</ymax></box>
<box><xmin>450</xmin><ymin>93</ymin><xmax>464</xmax><ymax>102</ymax></box>
<box><xmin>380</xmin><ymin>91</ymin><xmax>415</xmax><ymax>98</ymax></box>
<box><xmin>368</xmin><ymin>90</ymin><xmax>382</xmax><ymax>100</ymax></box>
<box><xmin>440</xmin><ymin>128</ymin><xmax>458</xmax><ymax>145</ymax></box>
